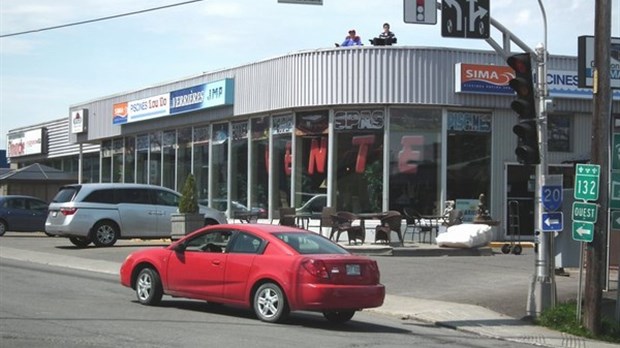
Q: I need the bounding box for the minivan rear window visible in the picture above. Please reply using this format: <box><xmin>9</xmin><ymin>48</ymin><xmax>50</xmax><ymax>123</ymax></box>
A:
<box><xmin>52</xmin><ymin>186</ymin><xmax>80</xmax><ymax>203</ymax></box>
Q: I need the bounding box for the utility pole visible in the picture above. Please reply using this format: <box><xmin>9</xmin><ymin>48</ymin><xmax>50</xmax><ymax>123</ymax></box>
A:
<box><xmin>583</xmin><ymin>0</ymin><xmax>611</xmax><ymax>335</ymax></box>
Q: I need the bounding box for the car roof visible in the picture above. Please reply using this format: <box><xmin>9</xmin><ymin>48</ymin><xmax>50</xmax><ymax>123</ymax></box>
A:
<box><xmin>60</xmin><ymin>183</ymin><xmax>179</xmax><ymax>193</ymax></box>
<box><xmin>0</xmin><ymin>195</ymin><xmax>46</xmax><ymax>201</ymax></box>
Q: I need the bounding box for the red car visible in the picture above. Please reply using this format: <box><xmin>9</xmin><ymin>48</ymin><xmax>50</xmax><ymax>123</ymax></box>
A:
<box><xmin>120</xmin><ymin>224</ymin><xmax>385</xmax><ymax>323</ymax></box>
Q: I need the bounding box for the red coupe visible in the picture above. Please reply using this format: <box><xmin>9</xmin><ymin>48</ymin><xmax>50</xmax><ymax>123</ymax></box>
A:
<box><xmin>120</xmin><ymin>223</ymin><xmax>385</xmax><ymax>323</ymax></box>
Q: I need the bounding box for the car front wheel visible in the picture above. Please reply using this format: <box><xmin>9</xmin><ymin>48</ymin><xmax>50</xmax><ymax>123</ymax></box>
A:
<box><xmin>0</xmin><ymin>220</ymin><xmax>7</xmax><ymax>236</ymax></box>
<box><xmin>91</xmin><ymin>221</ymin><xmax>118</xmax><ymax>247</ymax></box>
<box><xmin>136</xmin><ymin>268</ymin><xmax>163</xmax><ymax>305</ymax></box>
<box><xmin>323</xmin><ymin>310</ymin><xmax>355</xmax><ymax>323</ymax></box>
<box><xmin>253</xmin><ymin>282</ymin><xmax>289</xmax><ymax>323</ymax></box>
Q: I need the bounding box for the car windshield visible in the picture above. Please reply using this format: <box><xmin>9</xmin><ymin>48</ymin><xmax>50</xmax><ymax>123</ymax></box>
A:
<box><xmin>273</xmin><ymin>232</ymin><xmax>349</xmax><ymax>255</ymax></box>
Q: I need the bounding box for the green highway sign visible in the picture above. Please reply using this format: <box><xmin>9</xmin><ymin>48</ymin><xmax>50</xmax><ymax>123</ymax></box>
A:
<box><xmin>572</xmin><ymin>202</ymin><xmax>598</xmax><ymax>223</ymax></box>
<box><xmin>574</xmin><ymin>163</ymin><xmax>600</xmax><ymax>202</ymax></box>
<box><xmin>612</xmin><ymin>211</ymin><xmax>620</xmax><ymax>230</ymax></box>
<box><xmin>611</xmin><ymin>172</ymin><xmax>620</xmax><ymax>209</ymax></box>
<box><xmin>572</xmin><ymin>221</ymin><xmax>594</xmax><ymax>242</ymax></box>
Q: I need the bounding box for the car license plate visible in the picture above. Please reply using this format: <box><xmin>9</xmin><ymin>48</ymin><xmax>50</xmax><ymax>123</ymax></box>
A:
<box><xmin>346</xmin><ymin>264</ymin><xmax>360</xmax><ymax>276</ymax></box>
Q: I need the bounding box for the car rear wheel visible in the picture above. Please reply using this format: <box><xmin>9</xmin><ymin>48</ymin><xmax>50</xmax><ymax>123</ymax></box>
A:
<box><xmin>253</xmin><ymin>282</ymin><xmax>289</xmax><ymax>323</ymax></box>
<box><xmin>69</xmin><ymin>236</ymin><xmax>91</xmax><ymax>248</ymax></box>
<box><xmin>323</xmin><ymin>310</ymin><xmax>355</xmax><ymax>323</ymax></box>
<box><xmin>136</xmin><ymin>268</ymin><xmax>163</xmax><ymax>305</ymax></box>
<box><xmin>91</xmin><ymin>221</ymin><xmax>119</xmax><ymax>247</ymax></box>
<box><xmin>0</xmin><ymin>220</ymin><xmax>7</xmax><ymax>236</ymax></box>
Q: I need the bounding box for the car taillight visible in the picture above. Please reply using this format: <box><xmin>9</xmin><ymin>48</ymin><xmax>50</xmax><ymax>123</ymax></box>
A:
<box><xmin>302</xmin><ymin>259</ymin><xmax>330</xmax><ymax>280</ymax></box>
<box><xmin>60</xmin><ymin>207</ymin><xmax>78</xmax><ymax>216</ymax></box>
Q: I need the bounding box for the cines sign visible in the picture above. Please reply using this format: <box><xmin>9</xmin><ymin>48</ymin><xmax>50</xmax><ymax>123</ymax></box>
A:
<box><xmin>455</xmin><ymin>63</ymin><xmax>620</xmax><ymax>99</ymax></box>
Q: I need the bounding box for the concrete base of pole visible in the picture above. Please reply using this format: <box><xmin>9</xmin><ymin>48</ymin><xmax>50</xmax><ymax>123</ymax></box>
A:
<box><xmin>526</xmin><ymin>275</ymin><xmax>557</xmax><ymax>317</ymax></box>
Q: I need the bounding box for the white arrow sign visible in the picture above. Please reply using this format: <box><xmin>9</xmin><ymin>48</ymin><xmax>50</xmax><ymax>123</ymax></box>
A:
<box><xmin>545</xmin><ymin>217</ymin><xmax>560</xmax><ymax>227</ymax></box>
<box><xmin>576</xmin><ymin>225</ymin><xmax>590</xmax><ymax>237</ymax></box>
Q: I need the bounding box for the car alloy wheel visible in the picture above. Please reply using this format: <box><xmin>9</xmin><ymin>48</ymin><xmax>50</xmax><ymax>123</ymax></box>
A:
<box><xmin>253</xmin><ymin>282</ymin><xmax>289</xmax><ymax>323</ymax></box>
<box><xmin>136</xmin><ymin>268</ymin><xmax>163</xmax><ymax>306</ymax></box>
<box><xmin>91</xmin><ymin>221</ymin><xmax>118</xmax><ymax>247</ymax></box>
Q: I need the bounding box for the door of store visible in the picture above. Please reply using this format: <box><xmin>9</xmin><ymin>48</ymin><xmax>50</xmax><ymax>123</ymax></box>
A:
<box><xmin>504</xmin><ymin>164</ymin><xmax>574</xmax><ymax>241</ymax></box>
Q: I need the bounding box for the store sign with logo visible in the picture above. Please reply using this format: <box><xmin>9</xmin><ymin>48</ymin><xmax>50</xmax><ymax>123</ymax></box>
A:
<box><xmin>7</xmin><ymin>128</ymin><xmax>44</xmax><ymax>158</ymax></box>
<box><xmin>71</xmin><ymin>109</ymin><xmax>87</xmax><ymax>133</ymax></box>
<box><xmin>112</xmin><ymin>79</ymin><xmax>234</xmax><ymax>125</ymax></box>
<box><xmin>454</xmin><ymin>63</ymin><xmax>620</xmax><ymax>100</ymax></box>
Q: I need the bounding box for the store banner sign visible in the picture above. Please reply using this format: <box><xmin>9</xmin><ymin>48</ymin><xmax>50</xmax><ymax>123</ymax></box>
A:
<box><xmin>454</xmin><ymin>63</ymin><xmax>514</xmax><ymax>95</ymax></box>
<box><xmin>112</xmin><ymin>79</ymin><xmax>234</xmax><ymax>125</ymax></box>
<box><xmin>455</xmin><ymin>63</ymin><xmax>620</xmax><ymax>99</ymax></box>
<box><xmin>7</xmin><ymin>128</ymin><xmax>44</xmax><ymax>158</ymax></box>
<box><xmin>71</xmin><ymin>109</ymin><xmax>87</xmax><ymax>133</ymax></box>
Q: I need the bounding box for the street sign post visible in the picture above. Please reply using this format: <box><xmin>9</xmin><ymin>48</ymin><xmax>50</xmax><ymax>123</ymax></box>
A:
<box><xmin>541</xmin><ymin>212</ymin><xmax>563</xmax><ymax>232</ymax></box>
<box><xmin>572</xmin><ymin>221</ymin><xmax>594</xmax><ymax>242</ymax></box>
<box><xmin>541</xmin><ymin>184</ymin><xmax>562</xmax><ymax>211</ymax></box>
<box><xmin>574</xmin><ymin>163</ymin><xmax>600</xmax><ymax>201</ymax></box>
<box><xmin>441</xmin><ymin>0</ymin><xmax>489</xmax><ymax>39</ymax></box>
<box><xmin>572</xmin><ymin>201</ymin><xmax>598</xmax><ymax>224</ymax></box>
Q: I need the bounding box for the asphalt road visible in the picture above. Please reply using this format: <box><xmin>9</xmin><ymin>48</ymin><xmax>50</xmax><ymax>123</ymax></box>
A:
<box><xmin>0</xmin><ymin>257</ymin><xmax>538</xmax><ymax>348</ymax></box>
<box><xmin>0</xmin><ymin>232</ymin><xmax>586</xmax><ymax>319</ymax></box>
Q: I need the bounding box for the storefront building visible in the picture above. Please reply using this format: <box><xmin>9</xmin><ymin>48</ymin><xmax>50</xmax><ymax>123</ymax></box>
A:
<box><xmin>7</xmin><ymin>46</ymin><xmax>620</xmax><ymax>244</ymax></box>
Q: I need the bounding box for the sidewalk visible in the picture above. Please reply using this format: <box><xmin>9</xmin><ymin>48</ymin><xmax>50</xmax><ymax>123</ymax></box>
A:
<box><xmin>2</xmin><ymin>245</ymin><xmax>618</xmax><ymax>347</ymax></box>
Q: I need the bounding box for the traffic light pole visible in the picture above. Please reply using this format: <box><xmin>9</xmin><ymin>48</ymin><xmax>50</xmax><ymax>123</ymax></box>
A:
<box><xmin>526</xmin><ymin>1</ymin><xmax>556</xmax><ymax>318</ymax></box>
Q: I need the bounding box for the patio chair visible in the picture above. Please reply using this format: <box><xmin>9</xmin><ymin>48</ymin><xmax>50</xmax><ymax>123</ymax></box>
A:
<box><xmin>403</xmin><ymin>207</ymin><xmax>435</xmax><ymax>243</ymax></box>
<box><xmin>319</xmin><ymin>206</ymin><xmax>337</xmax><ymax>237</ymax></box>
<box><xmin>374</xmin><ymin>210</ymin><xmax>404</xmax><ymax>246</ymax></box>
<box><xmin>329</xmin><ymin>211</ymin><xmax>364</xmax><ymax>244</ymax></box>
<box><xmin>278</xmin><ymin>207</ymin><xmax>297</xmax><ymax>227</ymax></box>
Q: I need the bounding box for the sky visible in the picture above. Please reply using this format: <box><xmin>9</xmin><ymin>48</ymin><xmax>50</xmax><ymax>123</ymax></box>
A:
<box><xmin>1</xmin><ymin>0</ymin><xmax>619</xmax><ymax>150</ymax></box>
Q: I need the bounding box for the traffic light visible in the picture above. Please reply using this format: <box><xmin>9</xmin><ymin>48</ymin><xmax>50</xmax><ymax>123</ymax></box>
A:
<box><xmin>507</xmin><ymin>53</ymin><xmax>540</xmax><ymax>165</ymax></box>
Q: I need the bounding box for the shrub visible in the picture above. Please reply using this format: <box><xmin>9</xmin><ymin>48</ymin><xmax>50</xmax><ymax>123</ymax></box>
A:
<box><xmin>178</xmin><ymin>173</ymin><xmax>199</xmax><ymax>214</ymax></box>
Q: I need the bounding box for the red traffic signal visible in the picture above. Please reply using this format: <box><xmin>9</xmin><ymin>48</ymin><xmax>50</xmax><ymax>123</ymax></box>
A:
<box><xmin>507</xmin><ymin>53</ymin><xmax>539</xmax><ymax>165</ymax></box>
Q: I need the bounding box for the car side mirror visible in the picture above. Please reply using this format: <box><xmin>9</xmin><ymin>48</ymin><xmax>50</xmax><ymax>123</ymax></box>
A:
<box><xmin>173</xmin><ymin>243</ymin><xmax>186</xmax><ymax>253</ymax></box>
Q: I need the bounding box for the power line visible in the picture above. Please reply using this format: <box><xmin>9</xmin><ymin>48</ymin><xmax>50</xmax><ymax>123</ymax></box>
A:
<box><xmin>0</xmin><ymin>0</ymin><xmax>204</xmax><ymax>38</ymax></box>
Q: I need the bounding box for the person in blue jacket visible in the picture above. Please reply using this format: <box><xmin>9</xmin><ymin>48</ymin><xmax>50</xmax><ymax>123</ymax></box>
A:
<box><xmin>337</xmin><ymin>29</ymin><xmax>362</xmax><ymax>47</ymax></box>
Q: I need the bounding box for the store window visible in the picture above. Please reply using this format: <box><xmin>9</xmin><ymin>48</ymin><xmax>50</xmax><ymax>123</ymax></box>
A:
<box><xmin>125</xmin><ymin>136</ymin><xmax>135</xmax><ymax>183</ymax></box>
<box><xmin>295</xmin><ymin>111</ymin><xmax>329</xmax><ymax>211</ymax></box>
<box><xmin>447</xmin><ymin>111</ymin><xmax>492</xmax><ymax>210</ymax></box>
<box><xmin>193</xmin><ymin>126</ymin><xmax>210</xmax><ymax>201</ymax></box>
<box><xmin>177</xmin><ymin>127</ymin><xmax>192</xmax><ymax>191</ymax></box>
<box><xmin>162</xmin><ymin>130</ymin><xmax>176</xmax><ymax>189</ymax></box>
<box><xmin>101</xmin><ymin>140</ymin><xmax>112</xmax><ymax>183</ymax></box>
<box><xmin>251</xmin><ymin>117</ymin><xmax>269</xmax><ymax>215</ymax></box>
<box><xmin>82</xmin><ymin>153</ymin><xmax>100</xmax><ymax>183</ymax></box>
<box><xmin>548</xmin><ymin>114</ymin><xmax>571</xmax><ymax>152</ymax></box>
<box><xmin>231</xmin><ymin>121</ymin><xmax>249</xmax><ymax>214</ymax></box>
<box><xmin>271</xmin><ymin>115</ymin><xmax>293</xmax><ymax>213</ymax></box>
<box><xmin>333</xmin><ymin>110</ymin><xmax>384</xmax><ymax>213</ymax></box>
<box><xmin>211</xmin><ymin>123</ymin><xmax>229</xmax><ymax>203</ymax></box>
<box><xmin>149</xmin><ymin>131</ymin><xmax>162</xmax><ymax>186</ymax></box>
<box><xmin>136</xmin><ymin>134</ymin><xmax>149</xmax><ymax>184</ymax></box>
<box><xmin>388</xmin><ymin>108</ymin><xmax>442</xmax><ymax>215</ymax></box>
<box><xmin>112</xmin><ymin>138</ymin><xmax>124</xmax><ymax>183</ymax></box>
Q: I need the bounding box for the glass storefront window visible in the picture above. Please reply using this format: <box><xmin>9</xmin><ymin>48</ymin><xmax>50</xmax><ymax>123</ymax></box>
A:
<box><xmin>333</xmin><ymin>110</ymin><xmax>384</xmax><ymax>213</ymax></box>
<box><xmin>193</xmin><ymin>126</ymin><xmax>210</xmax><ymax>201</ymax></box>
<box><xmin>149</xmin><ymin>131</ymin><xmax>162</xmax><ymax>185</ymax></box>
<box><xmin>271</xmin><ymin>115</ymin><xmax>293</xmax><ymax>213</ymax></box>
<box><xmin>388</xmin><ymin>108</ymin><xmax>442</xmax><ymax>215</ymax></box>
<box><xmin>124</xmin><ymin>136</ymin><xmax>135</xmax><ymax>183</ymax></box>
<box><xmin>548</xmin><ymin>114</ymin><xmax>571</xmax><ymax>152</ymax></box>
<box><xmin>251</xmin><ymin>117</ymin><xmax>269</xmax><ymax>215</ymax></box>
<box><xmin>136</xmin><ymin>134</ymin><xmax>149</xmax><ymax>184</ymax></box>
<box><xmin>112</xmin><ymin>138</ymin><xmax>124</xmax><ymax>183</ymax></box>
<box><xmin>447</xmin><ymin>111</ymin><xmax>492</xmax><ymax>209</ymax></box>
<box><xmin>177</xmin><ymin>128</ymin><xmax>192</xmax><ymax>191</ymax></box>
<box><xmin>231</xmin><ymin>121</ymin><xmax>249</xmax><ymax>214</ymax></box>
<box><xmin>101</xmin><ymin>140</ymin><xmax>112</xmax><ymax>183</ymax></box>
<box><xmin>162</xmin><ymin>130</ymin><xmax>176</xmax><ymax>189</ymax></box>
<box><xmin>295</xmin><ymin>111</ymin><xmax>329</xmax><ymax>212</ymax></box>
<box><xmin>211</xmin><ymin>123</ymin><xmax>229</xmax><ymax>203</ymax></box>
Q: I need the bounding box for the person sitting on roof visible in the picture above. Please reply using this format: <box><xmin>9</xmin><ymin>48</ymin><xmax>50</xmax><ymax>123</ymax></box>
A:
<box><xmin>336</xmin><ymin>29</ymin><xmax>363</xmax><ymax>47</ymax></box>
<box><xmin>370</xmin><ymin>22</ymin><xmax>397</xmax><ymax>46</ymax></box>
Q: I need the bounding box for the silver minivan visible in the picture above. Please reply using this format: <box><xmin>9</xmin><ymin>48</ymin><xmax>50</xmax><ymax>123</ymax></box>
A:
<box><xmin>45</xmin><ymin>183</ymin><xmax>227</xmax><ymax>247</ymax></box>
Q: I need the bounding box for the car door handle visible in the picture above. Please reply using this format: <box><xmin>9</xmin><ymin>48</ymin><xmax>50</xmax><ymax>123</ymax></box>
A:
<box><xmin>212</xmin><ymin>260</ymin><xmax>221</xmax><ymax>265</ymax></box>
